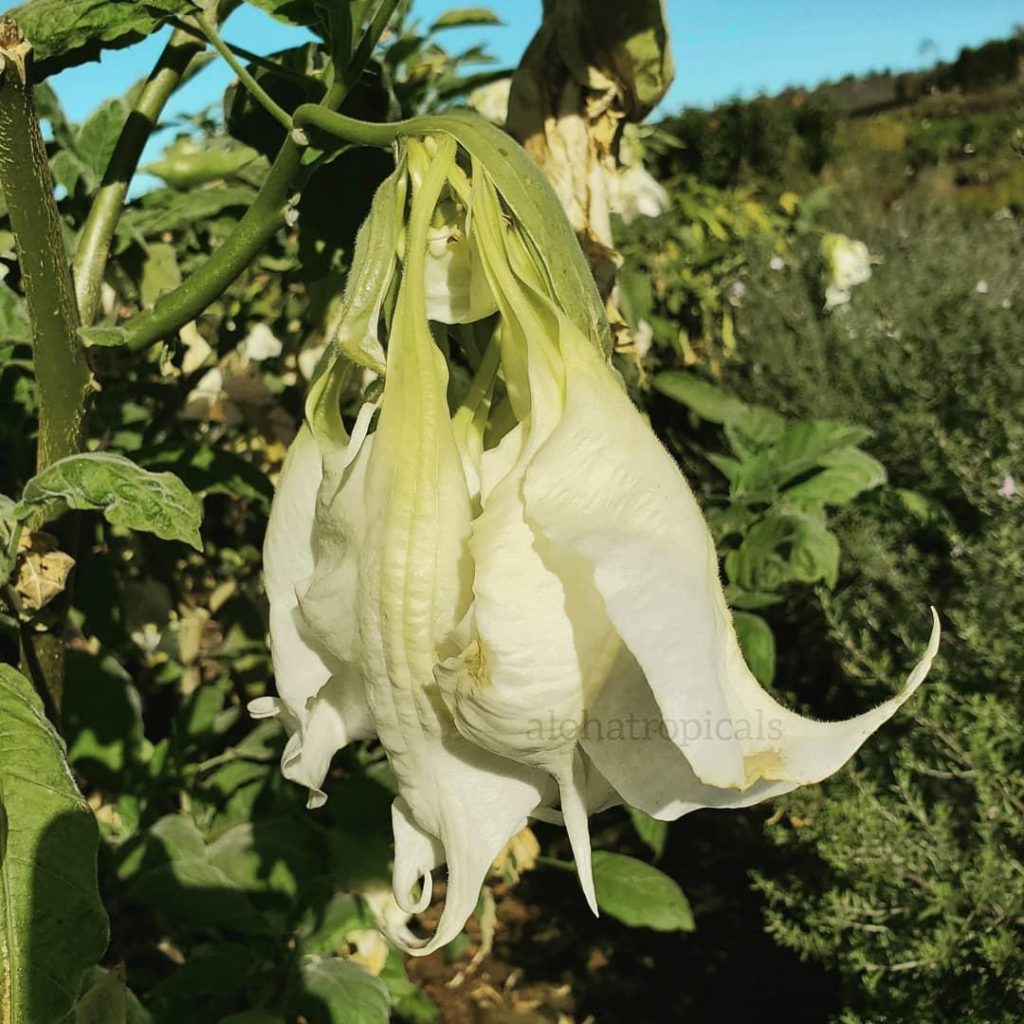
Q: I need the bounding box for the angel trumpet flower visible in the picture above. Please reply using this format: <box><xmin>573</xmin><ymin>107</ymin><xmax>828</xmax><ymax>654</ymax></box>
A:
<box><xmin>252</xmin><ymin>117</ymin><xmax>940</xmax><ymax>957</ymax></box>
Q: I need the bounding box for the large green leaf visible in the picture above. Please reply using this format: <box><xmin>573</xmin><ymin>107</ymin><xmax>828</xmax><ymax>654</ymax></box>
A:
<box><xmin>13</xmin><ymin>451</ymin><xmax>203</xmax><ymax>549</ymax></box>
<box><xmin>123</xmin><ymin>185</ymin><xmax>257</xmax><ymax>238</ymax></box>
<box><xmin>7</xmin><ymin>0</ymin><xmax>196</xmax><ymax>79</ymax></box>
<box><xmin>591</xmin><ymin>851</ymin><xmax>694</xmax><ymax>932</ymax></box>
<box><xmin>119</xmin><ymin>815</ymin><xmax>268</xmax><ymax>934</ymax></box>
<box><xmin>0</xmin><ymin>665</ymin><xmax>109</xmax><ymax>1024</ymax></box>
<box><xmin>732</xmin><ymin>420</ymin><xmax>871</xmax><ymax>496</ymax></box>
<box><xmin>293</xmin><ymin>956</ymin><xmax>389</xmax><ymax>1024</ymax></box>
<box><xmin>783</xmin><ymin>446</ymin><xmax>887</xmax><ymax>507</ymax></box>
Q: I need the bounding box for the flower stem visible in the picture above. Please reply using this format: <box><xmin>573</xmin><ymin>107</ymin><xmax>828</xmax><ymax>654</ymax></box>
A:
<box><xmin>116</xmin><ymin>0</ymin><xmax>401</xmax><ymax>353</ymax></box>
<box><xmin>72</xmin><ymin>27</ymin><xmax>207</xmax><ymax>325</ymax></box>
<box><xmin>193</xmin><ymin>12</ymin><xmax>293</xmax><ymax>132</ymax></box>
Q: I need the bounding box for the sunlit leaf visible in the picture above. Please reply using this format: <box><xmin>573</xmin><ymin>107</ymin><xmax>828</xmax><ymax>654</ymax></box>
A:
<box><xmin>13</xmin><ymin>452</ymin><xmax>203</xmax><ymax>549</ymax></box>
<box><xmin>0</xmin><ymin>665</ymin><xmax>109</xmax><ymax>1024</ymax></box>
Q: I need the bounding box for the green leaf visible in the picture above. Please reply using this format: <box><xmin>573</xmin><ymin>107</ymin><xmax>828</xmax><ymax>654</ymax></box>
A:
<box><xmin>293</xmin><ymin>956</ymin><xmax>389</xmax><ymax>1024</ymax></box>
<box><xmin>206</xmin><ymin>818</ymin><xmax>327</xmax><ymax>906</ymax></box>
<box><xmin>73</xmin><ymin>966</ymin><xmax>127</xmax><ymax>1024</ymax></box>
<box><xmin>241</xmin><ymin>0</ymin><xmax>327</xmax><ymax>28</ymax></box>
<box><xmin>430</xmin><ymin>7</ymin><xmax>503</xmax><ymax>30</ymax></box>
<box><xmin>378</xmin><ymin>952</ymin><xmax>439</xmax><ymax>1023</ymax></box>
<box><xmin>122</xmin><ymin>816</ymin><xmax>268</xmax><ymax>934</ymax></box>
<box><xmin>0</xmin><ymin>281</ymin><xmax>32</xmax><ymax>345</ymax></box>
<box><xmin>140</xmin><ymin>242</ymin><xmax>182</xmax><ymax>308</ymax></box>
<box><xmin>142</xmin><ymin>140</ymin><xmax>261</xmax><ymax>190</ymax></box>
<box><xmin>74</xmin><ymin>98</ymin><xmax>130</xmax><ymax>188</ymax></box>
<box><xmin>653</xmin><ymin>371</ymin><xmax>748</xmax><ymax>422</ymax></box>
<box><xmin>0</xmin><ymin>665</ymin><xmax>109</xmax><ymax>1024</ymax></box>
<box><xmin>788</xmin><ymin>516</ymin><xmax>841</xmax><ymax>588</ymax></box>
<box><xmin>295</xmin><ymin>893</ymin><xmax>372</xmax><ymax>958</ymax></box>
<box><xmin>733</xmin><ymin>611</ymin><xmax>776</xmax><ymax>686</ymax></box>
<box><xmin>783</xmin><ymin>446</ymin><xmax>887</xmax><ymax>507</ymax></box>
<box><xmin>653</xmin><ymin>371</ymin><xmax>785</xmax><ymax>447</ymax></box>
<box><xmin>628</xmin><ymin>807</ymin><xmax>668</xmax><ymax>859</ymax></box>
<box><xmin>724</xmin><ymin>586</ymin><xmax>783</xmax><ymax>611</ymax></box>
<box><xmin>733</xmin><ymin>420</ymin><xmax>871</xmax><ymax>496</ymax></box>
<box><xmin>7</xmin><ymin>0</ymin><xmax>197</xmax><ymax>79</ymax></box>
<box><xmin>591</xmin><ymin>851</ymin><xmax>694</xmax><ymax>932</ymax></box>
<box><xmin>123</xmin><ymin>185</ymin><xmax>257</xmax><ymax>237</ymax></box>
<box><xmin>13</xmin><ymin>452</ymin><xmax>203</xmax><ymax>549</ymax></box>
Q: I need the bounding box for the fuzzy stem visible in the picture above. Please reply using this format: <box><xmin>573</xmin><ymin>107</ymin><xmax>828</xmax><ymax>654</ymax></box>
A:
<box><xmin>0</xmin><ymin>24</ymin><xmax>91</xmax><ymax>712</ymax></box>
<box><xmin>193</xmin><ymin>13</ymin><xmax>293</xmax><ymax>131</ymax></box>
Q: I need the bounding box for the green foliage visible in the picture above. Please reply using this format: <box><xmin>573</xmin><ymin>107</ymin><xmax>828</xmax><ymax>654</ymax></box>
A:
<box><xmin>652</xmin><ymin>372</ymin><xmax>885</xmax><ymax>681</ymax></box>
<box><xmin>7</xmin><ymin>0</ymin><xmax>195</xmax><ymax>78</ymax></box>
<box><xmin>590</xmin><ymin>852</ymin><xmax>695</xmax><ymax>933</ymax></box>
<box><xmin>12</xmin><ymin>451</ymin><xmax>203</xmax><ymax>550</ymax></box>
<box><xmin>0</xmin><ymin>665</ymin><xmax>109</xmax><ymax>1024</ymax></box>
<box><xmin>756</xmin><ymin>689</ymin><xmax>1024</xmax><ymax>1023</ymax></box>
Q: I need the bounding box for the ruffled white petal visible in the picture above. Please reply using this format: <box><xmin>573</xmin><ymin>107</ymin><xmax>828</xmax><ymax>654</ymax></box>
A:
<box><xmin>525</xmin><ymin>319</ymin><xmax>940</xmax><ymax>805</ymax></box>
<box><xmin>259</xmin><ymin>422</ymin><xmax>374</xmax><ymax>808</ymax></box>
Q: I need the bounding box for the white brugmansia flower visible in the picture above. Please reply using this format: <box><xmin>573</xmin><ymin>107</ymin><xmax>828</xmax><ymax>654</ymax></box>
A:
<box><xmin>821</xmin><ymin>232</ymin><xmax>873</xmax><ymax>310</ymax></box>
<box><xmin>253</xmin><ymin>115</ymin><xmax>939</xmax><ymax>957</ymax></box>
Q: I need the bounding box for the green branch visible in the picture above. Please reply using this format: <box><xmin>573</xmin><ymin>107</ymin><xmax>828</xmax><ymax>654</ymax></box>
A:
<box><xmin>293</xmin><ymin>104</ymin><xmax>408</xmax><ymax>148</ymax></box>
<box><xmin>0</xmin><ymin>25</ymin><xmax>92</xmax><ymax>713</ymax></box>
<box><xmin>108</xmin><ymin>0</ymin><xmax>402</xmax><ymax>354</ymax></box>
<box><xmin>193</xmin><ymin>12</ymin><xmax>293</xmax><ymax>131</ymax></box>
<box><xmin>72</xmin><ymin>28</ymin><xmax>206</xmax><ymax>325</ymax></box>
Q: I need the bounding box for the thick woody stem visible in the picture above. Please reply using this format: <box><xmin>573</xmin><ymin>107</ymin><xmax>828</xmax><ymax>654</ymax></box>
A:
<box><xmin>0</xmin><ymin>22</ymin><xmax>91</xmax><ymax>712</ymax></box>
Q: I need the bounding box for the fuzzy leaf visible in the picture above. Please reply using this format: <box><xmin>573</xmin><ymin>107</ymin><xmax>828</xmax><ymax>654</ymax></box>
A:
<box><xmin>13</xmin><ymin>452</ymin><xmax>203</xmax><ymax>549</ymax></box>
<box><xmin>7</xmin><ymin>0</ymin><xmax>198</xmax><ymax>79</ymax></box>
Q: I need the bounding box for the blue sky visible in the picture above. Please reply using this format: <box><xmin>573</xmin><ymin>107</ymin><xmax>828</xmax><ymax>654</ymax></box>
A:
<box><xmin>2</xmin><ymin>0</ymin><xmax>1020</xmax><ymax>126</ymax></box>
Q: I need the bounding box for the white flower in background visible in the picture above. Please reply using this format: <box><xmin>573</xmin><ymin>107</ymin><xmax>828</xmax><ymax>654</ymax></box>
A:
<box><xmin>612</xmin><ymin>126</ymin><xmax>669</xmax><ymax>224</ymax></box>
<box><xmin>255</xmin><ymin>129</ymin><xmax>940</xmax><ymax>957</ymax></box>
<box><xmin>975</xmin><ymin>280</ymin><xmax>989</xmax><ymax>295</ymax></box>
<box><xmin>769</xmin><ymin>254</ymin><xmax>786</xmax><ymax>271</ymax></box>
<box><xmin>998</xmin><ymin>475</ymin><xmax>1016</xmax><ymax>499</ymax></box>
<box><xmin>821</xmin><ymin>233</ymin><xmax>873</xmax><ymax>310</ymax></box>
<box><xmin>468</xmin><ymin>77</ymin><xmax>512</xmax><ymax>125</ymax></box>
<box><xmin>241</xmin><ymin>322</ymin><xmax>283</xmax><ymax>362</ymax></box>
<box><xmin>633</xmin><ymin>318</ymin><xmax>654</xmax><ymax>360</ymax></box>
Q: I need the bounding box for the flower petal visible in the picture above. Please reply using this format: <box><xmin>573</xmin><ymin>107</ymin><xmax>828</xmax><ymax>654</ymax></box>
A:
<box><xmin>260</xmin><ymin>425</ymin><xmax>373</xmax><ymax>806</ymax></box>
<box><xmin>525</xmin><ymin>322</ymin><xmax>939</xmax><ymax>795</ymax></box>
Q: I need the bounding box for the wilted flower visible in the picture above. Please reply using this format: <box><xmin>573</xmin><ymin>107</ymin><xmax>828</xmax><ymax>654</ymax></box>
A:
<box><xmin>468</xmin><ymin>77</ymin><xmax>512</xmax><ymax>125</ymax></box>
<box><xmin>253</xmin><ymin>123</ymin><xmax>939</xmax><ymax>956</ymax></box>
<box><xmin>821</xmin><ymin>232</ymin><xmax>873</xmax><ymax>310</ymax></box>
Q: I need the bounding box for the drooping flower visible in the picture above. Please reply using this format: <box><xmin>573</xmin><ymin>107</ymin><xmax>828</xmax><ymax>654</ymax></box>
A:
<box><xmin>254</xmin><ymin>119</ymin><xmax>939</xmax><ymax>956</ymax></box>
